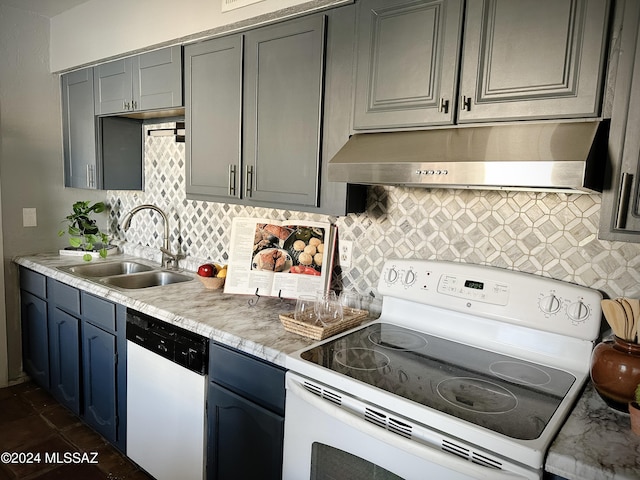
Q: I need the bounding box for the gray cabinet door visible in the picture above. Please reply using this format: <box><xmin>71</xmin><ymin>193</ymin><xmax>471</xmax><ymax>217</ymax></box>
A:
<box><xmin>95</xmin><ymin>46</ymin><xmax>182</xmax><ymax>115</ymax></box>
<box><xmin>243</xmin><ymin>15</ymin><xmax>325</xmax><ymax>207</ymax></box>
<box><xmin>62</xmin><ymin>68</ymin><xmax>98</xmax><ymax>189</ymax></box>
<box><xmin>133</xmin><ymin>45</ymin><xmax>183</xmax><ymax>111</ymax></box>
<box><xmin>599</xmin><ymin>0</ymin><xmax>640</xmax><ymax>241</ymax></box>
<box><xmin>94</xmin><ymin>58</ymin><xmax>133</xmax><ymax>115</ymax></box>
<box><xmin>185</xmin><ymin>36</ymin><xmax>243</xmax><ymax>200</ymax></box>
<box><xmin>458</xmin><ymin>0</ymin><xmax>610</xmax><ymax>122</ymax></box>
<box><xmin>354</xmin><ymin>0</ymin><xmax>463</xmax><ymax>129</ymax></box>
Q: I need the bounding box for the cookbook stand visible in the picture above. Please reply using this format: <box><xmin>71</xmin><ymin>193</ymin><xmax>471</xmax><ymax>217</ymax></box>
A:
<box><xmin>247</xmin><ymin>288</ymin><xmax>290</xmax><ymax>308</ymax></box>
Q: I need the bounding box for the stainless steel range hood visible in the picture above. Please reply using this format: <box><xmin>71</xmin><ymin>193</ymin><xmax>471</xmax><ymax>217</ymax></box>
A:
<box><xmin>328</xmin><ymin>121</ymin><xmax>609</xmax><ymax>194</ymax></box>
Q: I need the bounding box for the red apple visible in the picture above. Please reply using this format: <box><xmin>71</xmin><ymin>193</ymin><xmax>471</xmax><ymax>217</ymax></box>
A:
<box><xmin>197</xmin><ymin>263</ymin><xmax>217</xmax><ymax>277</ymax></box>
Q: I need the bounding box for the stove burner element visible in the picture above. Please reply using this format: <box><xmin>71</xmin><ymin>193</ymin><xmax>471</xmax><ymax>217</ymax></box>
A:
<box><xmin>437</xmin><ymin>377</ymin><xmax>518</xmax><ymax>414</ymax></box>
<box><xmin>334</xmin><ymin>348</ymin><xmax>391</xmax><ymax>371</ymax></box>
<box><xmin>490</xmin><ymin>361</ymin><xmax>552</xmax><ymax>387</ymax></box>
<box><xmin>368</xmin><ymin>329</ymin><xmax>428</xmax><ymax>351</ymax></box>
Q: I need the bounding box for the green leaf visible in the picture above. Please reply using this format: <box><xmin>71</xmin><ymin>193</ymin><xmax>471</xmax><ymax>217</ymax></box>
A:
<box><xmin>82</xmin><ymin>253</ymin><xmax>93</xmax><ymax>261</ymax></box>
<box><xmin>99</xmin><ymin>248</ymin><xmax>108</xmax><ymax>259</ymax></box>
<box><xmin>69</xmin><ymin>237</ymin><xmax>82</xmax><ymax>248</ymax></box>
<box><xmin>91</xmin><ymin>202</ymin><xmax>106</xmax><ymax>213</ymax></box>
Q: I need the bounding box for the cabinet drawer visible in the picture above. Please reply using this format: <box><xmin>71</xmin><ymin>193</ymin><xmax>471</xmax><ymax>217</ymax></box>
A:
<box><xmin>20</xmin><ymin>268</ymin><xmax>46</xmax><ymax>298</ymax></box>
<box><xmin>81</xmin><ymin>292</ymin><xmax>116</xmax><ymax>333</ymax></box>
<box><xmin>49</xmin><ymin>279</ymin><xmax>80</xmax><ymax>315</ymax></box>
<box><xmin>210</xmin><ymin>343</ymin><xmax>286</xmax><ymax>415</ymax></box>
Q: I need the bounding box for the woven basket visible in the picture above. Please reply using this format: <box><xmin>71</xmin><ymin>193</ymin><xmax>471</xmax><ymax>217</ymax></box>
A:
<box><xmin>197</xmin><ymin>275</ymin><xmax>225</xmax><ymax>290</ymax></box>
<box><xmin>279</xmin><ymin>307</ymin><xmax>368</xmax><ymax>340</ymax></box>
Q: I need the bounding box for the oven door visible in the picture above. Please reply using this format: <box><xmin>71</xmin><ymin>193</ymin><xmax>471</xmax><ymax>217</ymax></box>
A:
<box><xmin>283</xmin><ymin>373</ymin><xmax>535</xmax><ymax>480</ymax></box>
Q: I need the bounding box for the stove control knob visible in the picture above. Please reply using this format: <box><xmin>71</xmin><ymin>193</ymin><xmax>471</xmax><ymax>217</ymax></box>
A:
<box><xmin>539</xmin><ymin>294</ymin><xmax>561</xmax><ymax>315</ymax></box>
<box><xmin>567</xmin><ymin>300</ymin><xmax>590</xmax><ymax>322</ymax></box>
<box><xmin>403</xmin><ymin>270</ymin><xmax>416</xmax><ymax>286</ymax></box>
<box><xmin>386</xmin><ymin>267</ymin><xmax>399</xmax><ymax>284</ymax></box>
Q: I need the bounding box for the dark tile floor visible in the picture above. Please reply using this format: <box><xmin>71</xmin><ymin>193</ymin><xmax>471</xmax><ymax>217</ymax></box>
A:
<box><xmin>0</xmin><ymin>381</ymin><xmax>153</xmax><ymax>480</ymax></box>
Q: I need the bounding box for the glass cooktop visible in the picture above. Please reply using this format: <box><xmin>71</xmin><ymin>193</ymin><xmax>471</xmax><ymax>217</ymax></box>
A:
<box><xmin>300</xmin><ymin>323</ymin><xmax>576</xmax><ymax>440</ymax></box>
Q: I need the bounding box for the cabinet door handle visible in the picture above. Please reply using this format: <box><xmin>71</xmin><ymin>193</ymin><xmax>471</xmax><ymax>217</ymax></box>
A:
<box><xmin>438</xmin><ymin>98</ymin><xmax>449</xmax><ymax>114</ymax></box>
<box><xmin>131</xmin><ymin>100</ymin><xmax>137</xmax><ymax>110</ymax></box>
<box><xmin>461</xmin><ymin>95</ymin><xmax>472</xmax><ymax>111</ymax></box>
<box><xmin>124</xmin><ymin>101</ymin><xmax>130</xmax><ymax>110</ymax></box>
<box><xmin>616</xmin><ymin>173</ymin><xmax>633</xmax><ymax>229</ymax></box>
<box><xmin>245</xmin><ymin>165</ymin><xmax>254</xmax><ymax>198</ymax></box>
<box><xmin>228</xmin><ymin>165</ymin><xmax>237</xmax><ymax>196</ymax></box>
<box><xmin>86</xmin><ymin>164</ymin><xmax>95</xmax><ymax>188</ymax></box>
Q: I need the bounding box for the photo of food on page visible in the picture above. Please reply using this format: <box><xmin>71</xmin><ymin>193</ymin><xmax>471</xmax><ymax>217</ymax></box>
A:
<box><xmin>253</xmin><ymin>224</ymin><xmax>325</xmax><ymax>276</ymax></box>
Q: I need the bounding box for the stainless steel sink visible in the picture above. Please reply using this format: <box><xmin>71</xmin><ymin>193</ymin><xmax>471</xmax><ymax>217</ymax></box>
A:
<box><xmin>61</xmin><ymin>261</ymin><xmax>154</xmax><ymax>278</ymax></box>
<box><xmin>99</xmin><ymin>270</ymin><xmax>193</xmax><ymax>289</ymax></box>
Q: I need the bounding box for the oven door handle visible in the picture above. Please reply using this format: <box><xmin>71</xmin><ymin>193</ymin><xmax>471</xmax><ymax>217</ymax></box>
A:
<box><xmin>288</xmin><ymin>379</ymin><xmax>529</xmax><ymax>480</ymax></box>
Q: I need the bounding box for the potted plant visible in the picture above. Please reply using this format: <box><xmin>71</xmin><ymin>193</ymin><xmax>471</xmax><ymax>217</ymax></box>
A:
<box><xmin>58</xmin><ymin>201</ymin><xmax>110</xmax><ymax>261</ymax></box>
<box><xmin>629</xmin><ymin>383</ymin><xmax>640</xmax><ymax>435</ymax></box>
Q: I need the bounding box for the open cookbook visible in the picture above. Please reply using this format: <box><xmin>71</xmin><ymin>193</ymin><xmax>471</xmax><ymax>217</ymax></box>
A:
<box><xmin>223</xmin><ymin>217</ymin><xmax>337</xmax><ymax>299</ymax></box>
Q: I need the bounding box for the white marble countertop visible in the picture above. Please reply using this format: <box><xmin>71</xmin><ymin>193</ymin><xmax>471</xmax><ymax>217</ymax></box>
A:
<box><xmin>14</xmin><ymin>252</ymin><xmax>322</xmax><ymax>367</ymax></box>
<box><xmin>546</xmin><ymin>382</ymin><xmax>640</xmax><ymax>480</ymax></box>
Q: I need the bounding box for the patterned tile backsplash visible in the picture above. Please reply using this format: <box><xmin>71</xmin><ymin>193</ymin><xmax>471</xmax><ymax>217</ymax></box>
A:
<box><xmin>107</xmin><ymin>123</ymin><xmax>640</xmax><ymax>300</ymax></box>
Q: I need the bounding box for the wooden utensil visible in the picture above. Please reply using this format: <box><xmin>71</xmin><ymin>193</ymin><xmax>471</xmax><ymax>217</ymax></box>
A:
<box><xmin>602</xmin><ymin>299</ymin><xmax>629</xmax><ymax>340</ymax></box>
<box><xmin>617</xmin><ymin>298</ymin><xmax>635</xmax><ymax>340</ymax></box>
<box><xmin>625</xmin><ymin>298</ymin><xmax>640</xmax><ymax>343</ymax></box>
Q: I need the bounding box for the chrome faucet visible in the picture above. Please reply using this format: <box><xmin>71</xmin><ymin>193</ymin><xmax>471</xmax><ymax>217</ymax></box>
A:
<box><xmin>121</xmin><ymin>204</ymin><xmax>183</xmax><ymax>269</ymax></box>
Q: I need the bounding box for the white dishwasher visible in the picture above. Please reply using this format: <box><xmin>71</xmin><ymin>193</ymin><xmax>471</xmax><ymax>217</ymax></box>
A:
<box><xmin>126</xmin><ymin>309</ymin><xmax>208</xmax><ymax>480</ymax></box>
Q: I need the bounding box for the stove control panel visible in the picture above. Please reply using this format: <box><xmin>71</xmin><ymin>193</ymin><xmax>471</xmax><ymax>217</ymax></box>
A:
<box><xmin>378</xmin><ymin>259</ymin><xmax>603</xmax><ymax>341</ymax></box>
<box><xmin>437</xmin><ymin>274</ymin><xmax>509</xmax><ymax>305</ymax></box>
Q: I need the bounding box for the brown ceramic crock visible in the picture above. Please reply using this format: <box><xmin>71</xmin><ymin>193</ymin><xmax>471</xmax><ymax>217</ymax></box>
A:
<box><xmin>591</xmin><ymin>336</ymin><xmax>640</xmax><ymax>412</ymax></box>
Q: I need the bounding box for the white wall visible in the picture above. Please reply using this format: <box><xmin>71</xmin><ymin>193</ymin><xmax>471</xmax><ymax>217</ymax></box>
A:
<box><xmin>0</xmin><ymin>5</ymin><xmax>105</xmax><ymax>383</ymax></box>
<box><xmin>50</xmin><ymin>0</ymin><xmax>351</xmax><ymax>72</ymax></box>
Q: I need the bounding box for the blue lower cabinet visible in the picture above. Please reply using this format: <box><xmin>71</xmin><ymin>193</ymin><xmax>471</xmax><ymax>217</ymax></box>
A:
<box><xmin>21</xmin><ymin>291</ymin><xmax>49</xmax><ymax>389</ymax></box>
<box><xmin>20</xmin><ymin>268</ymin><xmax>126</xmax><ymax>452</ymax></box>
<box><xmin>48</xmin><ymin>307</ymin><xmax>80</xmax><ymax>415</ymax></box>
<box><xmin>82</xmin><ymin>321</ymin><xmax>118</xmax><ymax>443</ymax></box>
<box><xmin>207</xmin><ymin>343</ymin><xmax>286</xmax><ymax>480</ymax></box>
<box><xmin>207</xmin><ymin>382</ymin><xmax>284</xmax><ymax>480</ymax></box>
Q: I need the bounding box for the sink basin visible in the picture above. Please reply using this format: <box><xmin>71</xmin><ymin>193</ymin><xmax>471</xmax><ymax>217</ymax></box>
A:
<box><xmin>62</xmin><ymin>261</ymin><xmax>154</xmax><ymax>278</ymax></box>
<box><xmin>99</xmin><ymin>270</ymin><xmax>193</xmax><ymax>289</ymax></box>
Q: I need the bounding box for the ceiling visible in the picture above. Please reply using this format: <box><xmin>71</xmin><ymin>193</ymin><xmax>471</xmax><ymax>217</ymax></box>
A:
<box><xmin>0</xmin><ymin>0</ymin><xmax>90</xmax><ymax>17</ymax></box>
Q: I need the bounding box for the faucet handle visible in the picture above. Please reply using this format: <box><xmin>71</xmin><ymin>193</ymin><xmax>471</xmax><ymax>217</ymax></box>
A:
<box><xmin>160</xmin><ymin>247</ymin><xmax>184</xmax><ymax>269</ymax></box>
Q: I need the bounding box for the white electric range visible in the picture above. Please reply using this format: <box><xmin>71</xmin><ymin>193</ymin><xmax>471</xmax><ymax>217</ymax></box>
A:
<box><xmin>283</xmin><ymin>259</ymin><xmax>602</xmax><ymax>480</ymax></box>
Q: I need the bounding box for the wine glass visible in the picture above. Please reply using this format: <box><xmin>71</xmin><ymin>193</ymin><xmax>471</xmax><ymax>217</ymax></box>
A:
<box><xmin>315</xmin><ymin>290</ymin><xmax>343</xmax><ymax>326</ymax></box>
<box><xmin>339</xmin><ymin>291</ymin><xmax>362</xmax><ymax>311</ymax></box>
<box><xmin>294</xmin><ymin>295</ymin><xmax>319</xmax><ymax>325</ymax></box>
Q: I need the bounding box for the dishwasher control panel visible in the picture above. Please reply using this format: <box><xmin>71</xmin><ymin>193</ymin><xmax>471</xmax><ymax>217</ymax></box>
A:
<box><xmin>126</xmin><ymin>309</ymin><xmax>208</xmax><ymax>375</ymax></box>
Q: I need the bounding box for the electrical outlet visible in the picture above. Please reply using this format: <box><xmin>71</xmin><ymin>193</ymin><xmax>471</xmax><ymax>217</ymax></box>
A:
<box><xmin>339</xmin><ymin>240</ymin><xmax>353</xmax><ymax>268</ymax></box>
<box><xmin>23</xmin><ymin>208</ymin><xmax>37</xmax><ymax>227</ymax></box>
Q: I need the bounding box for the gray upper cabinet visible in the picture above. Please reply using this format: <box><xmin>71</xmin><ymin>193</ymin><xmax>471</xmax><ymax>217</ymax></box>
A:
<box><xmin>354</xmin><ymin>0</ymin><xmax>463</xmax><ymax>129</ymax></box>
<box><xmin>94</xmin><ymin>46</ymin><xmax>183</xmax><ymax>115</ymax></box>
<box><xmin>185</xmin><ymin>35</ymin><xmax>242</xmax><ymax>200</ymax></box>
<box><xmin>62</xmin><ymin>68</ymin><xmax>98</xmax><ymax>189</ymax></box>
<box><xmin>185</xmin><ymin>12</ymin><xmax>365</xmax><ymax>214</ymax></box>
<box><xmin>243</xmin><ymin>15</ymin><xmax>325</xmax><ymax>207</ymax></box>
<box><xmin>599</xmin><ymin>0</ymin><xmax>640</xmax><ymax>241</ymax></box>
<box><xmin>354</xmin><ymin>0</ymin><xmax>611</xmax><ymax>129</ymax></box>
<box><xmin>62</xmin><ymin>68</ymin><xmax>143</xmax><ymax>191</ymax></box>
<box><xmin>458</xmin><ymin>0</ymin><xmax>610</xmax><ymax>123</ymax></box>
